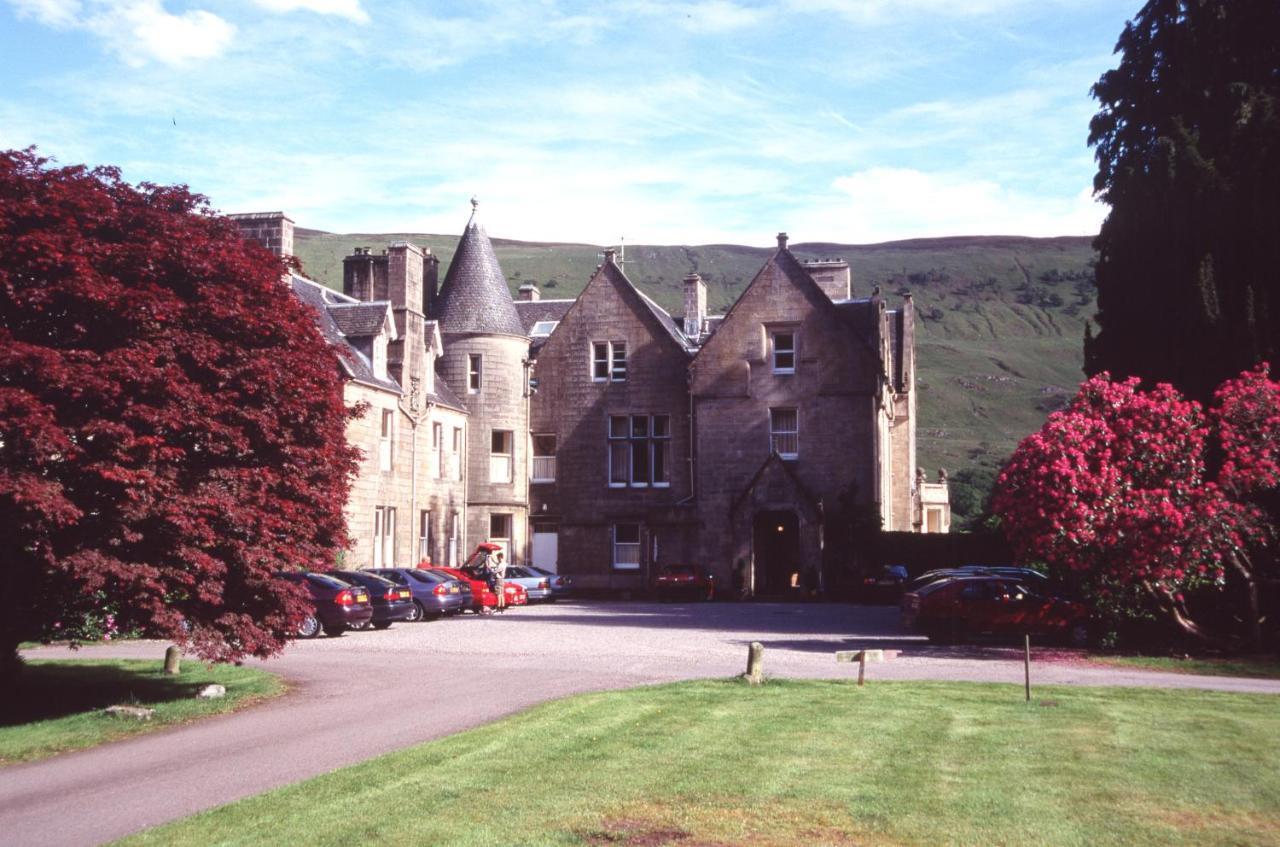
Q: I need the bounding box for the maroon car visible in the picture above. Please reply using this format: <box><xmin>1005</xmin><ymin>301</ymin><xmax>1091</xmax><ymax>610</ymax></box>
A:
<box><xmin>902</xmin><ymin>575</ymin><xmax>1089</xmax><ymax>646</ymax></box>
<box><xmin>654</xmin><ymin>564</ymin><xmax>715</xmax><ymax>602</ymax></box>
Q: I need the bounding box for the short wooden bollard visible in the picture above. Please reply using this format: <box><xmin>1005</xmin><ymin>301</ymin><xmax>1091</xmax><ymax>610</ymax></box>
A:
<box><xmin>745</xmin><ymin>641</ymin><xmax>764</xmax><ymax>686</ymax></box>
<box><xmin>835</xmin><ymin>649</ymin><xmax>891</xmax><ymax>686</ymax></box>
<box><xmin>163</xmin><ymin>645</ymin><xmax>181</xmax><ymax>676</ymax></box>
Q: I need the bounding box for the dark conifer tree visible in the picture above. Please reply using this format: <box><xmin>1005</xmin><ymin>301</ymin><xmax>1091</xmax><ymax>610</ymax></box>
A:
<box><xmin>1086</xmin><ymin>0</ymin><xmax>1280</xmax><ymax>401</ymax></box>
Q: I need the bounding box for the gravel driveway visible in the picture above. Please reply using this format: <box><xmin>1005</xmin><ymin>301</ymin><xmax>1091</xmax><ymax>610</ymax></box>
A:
<box><xmin>5</xmin><ymin>600</ymin><xmax>1278</xmax><ymax>846</ymax></box>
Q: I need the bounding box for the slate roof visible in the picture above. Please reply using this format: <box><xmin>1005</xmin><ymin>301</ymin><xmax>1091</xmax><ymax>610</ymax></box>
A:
<box><xmin>600</xmin><ymin>260</ymin><xmax>696</xmax><ymax>354</ymax></box>
<box><xmin>513</xmin><ymin>299</ymin><xmax>574</xmax><ymax>334</ymax></box>
<box><xmin>290</xmin><ymin>275</ymin><xmax>401</xmax><ymax>393</ymax></box>
<box><xmin>435</xmin><ymin>216</ymin><xmax>526</xmax><ymax>337</ymax></box>
<box><xmin>427</xmin><ymin>371</ymin><xmax>468</xmax><ymax>412</ymax></box>
<box><xmin>329</xmin><ymin>302</ymin><xmax>393</xmax><ymax>338</ymax></box>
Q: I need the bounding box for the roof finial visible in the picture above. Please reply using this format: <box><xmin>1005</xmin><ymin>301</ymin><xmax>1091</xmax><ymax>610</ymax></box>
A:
<box><xmin>471</xmin><ymin>196</ymin><xmax>479</xmax><ymax>211</ymax></box>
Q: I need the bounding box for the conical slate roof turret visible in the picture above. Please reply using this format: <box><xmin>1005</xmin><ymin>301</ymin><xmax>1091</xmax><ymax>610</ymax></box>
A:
<box><xmin>434</xmin><ymin>201</ymin><xmax>525</xmax><ymax>336</ymax></box>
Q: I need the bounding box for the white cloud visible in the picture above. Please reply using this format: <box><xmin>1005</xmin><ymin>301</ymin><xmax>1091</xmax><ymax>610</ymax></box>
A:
<box><xmin>5</xmin><ymin>0</ymin><xmax>236</xmax><ymax>65</ymax></box>
<box><xmin>250</xmin><ymin>0</ymin><xmax>369</xmax><ymax>24</ymax></box>
<box><xmin>798</xmin><ymin>167</ymin><xmax>1104</xmax><ymax>242</ymax></box>
<box><xmin>619</xmin><ymin>0</ymin><xmax>769</xmax><ymax>32</ymax></box>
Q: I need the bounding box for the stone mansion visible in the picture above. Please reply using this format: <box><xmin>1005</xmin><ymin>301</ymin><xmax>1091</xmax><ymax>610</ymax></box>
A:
<box><xmin>232</xmin><ymin>207</ymin><xmax>949</xmax><ymax>595</ymax></box>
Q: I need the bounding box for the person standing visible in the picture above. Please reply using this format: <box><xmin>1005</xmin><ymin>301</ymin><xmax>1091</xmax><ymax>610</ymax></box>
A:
<box><xmin>493</xmin><ymin>551</ymin><xmax>508</xmax><ymax>610</ymax></box>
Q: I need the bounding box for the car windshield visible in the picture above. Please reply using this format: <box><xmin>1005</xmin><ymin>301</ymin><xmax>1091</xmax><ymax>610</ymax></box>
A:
<box><xmin>506</xmin><ymin>566</ymin><xmax>533</xmax><ymax>578</ymax></box>
<box><xmin>305</xmin><ymin>573</ymin><xmax>352</xmax><ymax>589</ymax></box>
<box><xmin>407</xmin><ymin>569</ymin><xmax>446</xmax><ymax>583</ymax></box>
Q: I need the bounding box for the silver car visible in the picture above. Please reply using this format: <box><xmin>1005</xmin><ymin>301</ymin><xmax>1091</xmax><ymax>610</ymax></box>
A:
<box><xmin>502</xmin><ymin>565</ymin><xmax>555</xmax><ymax>602</ymax></box>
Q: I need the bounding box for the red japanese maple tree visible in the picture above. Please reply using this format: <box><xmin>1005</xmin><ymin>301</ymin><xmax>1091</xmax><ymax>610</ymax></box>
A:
<box><xmin>0</xmin><ymin>149</ymin><xmax>360</xmax><ymax>683</ymax></box>
<box><xmin>992</xmin><ymin>367</ymin><xmax>1278</xmax><ymax>646</ymax></box>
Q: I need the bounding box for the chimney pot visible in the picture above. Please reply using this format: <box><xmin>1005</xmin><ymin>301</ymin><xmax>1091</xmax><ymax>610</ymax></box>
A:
<box><xmin>603</xmin><ymin>248</ymin><xmax>617</xmax><ymax>264</ymax></box>
<box><xmin>777</xmin><ymin>232</ymin><xmax>789</xmax><ymax>249</ymax></box>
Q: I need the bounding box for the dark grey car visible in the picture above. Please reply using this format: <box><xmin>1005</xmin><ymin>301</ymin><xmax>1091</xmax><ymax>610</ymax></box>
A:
<box><xmin>368</xmin><ymin>567</ymin><xmax>471</xmax><ymax>621</ymax></box>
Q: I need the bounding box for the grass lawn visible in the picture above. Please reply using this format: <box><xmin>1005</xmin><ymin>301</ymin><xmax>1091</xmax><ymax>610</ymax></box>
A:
<box><xmin>118</xmin><ymin>680</ymin><xmax>1280</xmax><ymax>847</ymax></box>
<box><xmin>1090</xmin><ymin>653</ymin><xmax>1280</xmax><ymax>680</ymax></box>
<box><xmin>0</xmin><ymin>659</ymin><xmax>284</xmax><ymax>765</ymax></box>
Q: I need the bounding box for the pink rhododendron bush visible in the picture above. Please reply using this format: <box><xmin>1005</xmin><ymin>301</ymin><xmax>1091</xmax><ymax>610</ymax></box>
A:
<box><xmin>993</xmin><ymin>367</ymin><xmax>1278</xmax><ymax>648</ymax></box>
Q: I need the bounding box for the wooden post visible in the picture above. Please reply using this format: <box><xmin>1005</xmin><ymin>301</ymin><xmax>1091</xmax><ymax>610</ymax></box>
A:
<box><xmin>1023</xmin><ymin>635</ymin><xmax>1031</xmax><ymax>702</ymax></box>
<box><xmin>164</xmin><ymin>645</ymin><xmax>181</xmax><ymax>676</ymax></box>
<box><xmin>857</xmin><ymin>651</ymin><xmax>867</xmax><ymax>686</ymax></box>
<box><xmin>746</xmin><ymin>641</ymin><xmax>764</xmax><ymax>686</ymax></box>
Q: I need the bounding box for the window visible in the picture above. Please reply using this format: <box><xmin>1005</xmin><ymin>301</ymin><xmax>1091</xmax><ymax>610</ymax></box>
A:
<box><xmin>608</xmin><ymin>414</ymin><xmax>671</xmax><ymax>487</ymax></box>
<box><xmin>770</xmin><ymin>408</ymin><xmax>799</xmax><ymax>459</ymax></box>
<box><xmin>532</xmin><ymin>434</ymin><xmax>556</xmax><ymax>483</ymax></box>
<box><xmin>373</xmin><ymin>506</ymin><xmax>396</xmax><ymax>568</ymax></box>
<box><xmin>591</xmin><ymin>341</ymin><xmax>627</xmax><ymax>382</ymax></box>
<box><xmin>772</xmin><ymin>331</ymin><xmax>795</xmax><ymax>374</ymax></box>
<box><xmin>489</xmin><ymin>513</ymin><xmax>512</xmax><ymax>561</ymax></box>
<box><xmin>613</xmin><ymin>523</ymin><xmax>641</xmax><ymax>570</ymax></box>
<box><xmin>452</xmin><ymin>426</ymin><xmax>463</xmax><ymax>480</ymax></box>
<box><xmin>418</xmin><ymin>510</ymin><xmax>433</xmax><ymax>563</ymax></box>
<box><xmin>490</xmin><ymin>429</ymin><xmax>513</xmax><ymax>483</ymax></box>
<box><xmin>531</xmin><ymin>320</ymin><xmax>559</xmax><ymax>337</ymax></box>
<box><xmin>432</xmin><ymin>422</ymin><xmax>443</xmax><ymax>479</ymax></box>
<box><xmin>379</xmin><ymin>409</ymin><xmax>394</xmax><ymax>471</ymax></box>
<box><xmin>468</xmin><ymin>354</ymin><xmax>482</xmax><ymax>393</ymax></box>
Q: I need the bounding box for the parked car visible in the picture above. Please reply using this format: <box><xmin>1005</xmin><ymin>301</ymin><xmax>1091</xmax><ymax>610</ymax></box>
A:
<box><xmin>858</xmin><ymin>564</ymin><xmax>910</xmax><ymax>603</ymax></box>
<box><xmin>526</xmin><ymin>565</ymin><xmax>572</xmax><ymax>600</ymax></box>
<box><xmin>331</xmin><ymin>570</ymin><xmax>415</xmax><ymax>629</ymax></box>
<box><xmin>901</xmin><ymin>575</ymin><xmax>1090</xmax><ymax>646</ymax></box>
<box><xmin>368</xmin><ymin>567</ymin><xmax>471</xmax><ymax>620</ymax></box>
<box><xmin>276</xmin><ymin>571</ymin><xmax>374</xmax><ymax>638</ymax></box>
<box><xmin>654</xmin><ymin>564</ymin><xmax>715</xmax><ymax>602</ymax></box>
<box><xmin>432</xmin><ymin>565</ymin><xmax>528</xmax><ymax>612</ymax></box>
<box><xmin>502</xmin><ymin>565</ymin><xmax>553</xmax><ymax>602</ymax></box>
<box><xmin>903</xmin><ymin>566</ymin><xmax>1051</xmax><ymax>597</ymax></box>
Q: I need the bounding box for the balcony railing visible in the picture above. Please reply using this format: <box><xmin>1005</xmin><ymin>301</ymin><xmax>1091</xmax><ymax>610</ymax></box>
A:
<box><xmin>532</xmin><ymin>455</ymin><xmax>556</xmax><ymax>483</ymax></box>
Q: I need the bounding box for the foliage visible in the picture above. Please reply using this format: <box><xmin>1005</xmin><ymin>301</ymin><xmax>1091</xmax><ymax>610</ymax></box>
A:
<box><xmin>0</xmin><ymin>149</ymin><xmax>361</xmax><ymax>683</ymax></box>
<box><xmin>1086</xmin><ymin>0</ymin><xmax>1280</xmax><ymax>401</ymax></box>
<box><xmin>993</xmin><ymin>367</ymin><xmax>1278</xmax><ymax>646</ymax></box>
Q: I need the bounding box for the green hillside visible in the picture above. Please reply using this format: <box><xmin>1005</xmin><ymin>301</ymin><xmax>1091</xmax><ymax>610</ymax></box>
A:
<box><xmin>294</xmin><ymin>229</ymin><xmax>1097</xmax><ymax>529</ymax></box>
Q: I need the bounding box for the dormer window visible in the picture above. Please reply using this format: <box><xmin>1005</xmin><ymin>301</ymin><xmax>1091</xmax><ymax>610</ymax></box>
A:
<box><xmin>772</xmin><ymin>331</ymin><xmax>795</xmax><ymax>374</ymax></box>
<box><xmin>468</xmin><ymin>354</ymin><xmax>482</xmax><ymax>393</ymax></box>
<box><xmin>531</xmin><ymin>320</ymin><xmax>559</xmax><ymax>337</ymax></box>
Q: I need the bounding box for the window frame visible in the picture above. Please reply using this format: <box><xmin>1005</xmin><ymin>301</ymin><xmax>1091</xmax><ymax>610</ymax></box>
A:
<box><xmin>770</xmin><ymin>407</ymin><xmax>799</xmax><ymax>460</ymax></box>
<box><xmin>468</xmin><ymin>354</ymin><xmax>482</xmax><ymax>394</ymax></box>
<box><xmin>607</xmin><ymin>414</ymin><xmax>672</xmax><ymax>488</ymax></box>
<box><xmin>591</xmin><ymin>341</ymin><xmax>628</xmax><ymax>382</ymax></box>
<box><xmin>612</xmin><ymin>522</ymin><xmax>641</xmax><ymax>571</ymax></box>
<box><xmin>531</xmin><ymin>433</ymin><xmax>557</xmax><ymax>484</ymax></box>
<box><xmin>772</xmin><ymin>330</ymin><xmax>796</xmax><ymax>374</ymax></box>
<box><xmin>379</xmin><ymin>409</ymin><xmax>394</xmax><ymax>472</ymax></box>
<box><xmin>490</xmin><ymin>429</ymin><xmax>514</xmax><ymax>483</ymax></box>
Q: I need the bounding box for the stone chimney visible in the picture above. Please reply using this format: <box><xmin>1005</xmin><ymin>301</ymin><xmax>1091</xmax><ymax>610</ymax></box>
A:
<box><xmin>342</xmin><ymin>246</ymin><xmax>386</xmax><ymax>302</ymax></box>
<box><xmin>386</xmin><ymin>241</ymin><xmax>426</xmax><ymax>391</ymax></box>
<box><xmin>683</xmin><ymin>273</ymin><xmax>706</xmax><ymax>338</ymax></box>
<box><xmin>229</xmin><ymin>212</ymin><xmax>294</xmax><ymax>259</ymax></box>
<box><xmin>776</xmin><ymin>232</ymin><xmax>789</xmax><ymax>249</ymax></box>
<box><xmin>518</xmin><ymin>282</ymin><xmax>541</xmax><ymax>302</ymax></box>
<box><xmin>801</xmin><ymin>258</ymin><xmax>852</xmax><ymax>301</ymax></box>
<box><xmin>603</xmin><ymin>248</ymin><xmax>618</xmax><ymax>266</ymax></box>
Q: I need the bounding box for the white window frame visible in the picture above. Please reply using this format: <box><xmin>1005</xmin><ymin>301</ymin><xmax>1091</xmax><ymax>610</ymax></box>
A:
<box><xmin>532</xmin><ymin>433</ymin><xmax>556</xmax><ymax>483</ymax></box>
<box><xmin>607</xmin><ymin>414</ymin><xmax>671</xmax><ymax>488</ymax></box>
<box><xmin>591</xmin><ymin>341</ymin><xmax>627</xmax><ymax>382</ymax></box>
<box><xmin>452</xmin><ymin>426</ymin><xmax>463</xmax><ymax>480</ymax></box>
<box><xmin>418</xmin><ymin>509</ymin><xmax>432</xmax><ymax>563</ymax></box>
<box><xmin>611</xmin><ymin>342</ymin><xmax>627</xmax><ymax>381</ymax></box>
<box><xmin>531</xmin><ymin>320</ymin><xmax>559</xmax><ymax>337</ymax></box>
<box><xmin>612</xmin><ymin>523</ymin><xmax>641</xmax><ymax>570</ymax></box>
<box><xmin>490</xmin><ymin>429</ymin><xmax>513</xmax><ymax>483</ymax></box>
<box><xmin>379</xmin><ymin>409</ymin><xmax>394</xmax><ymax>472</ymax></box>
<box><xmin>432</xmin><ymin>421</ymin><xmax>444</xmax><ymax>479</ymax></box>
<box><xmin>772</xmin><ymin>331</ymin><xmax>796</xmax><ymax>374</ymax></box>
<box><xmin>770</xmin><ymin>408</ymin><xmax>799</xmax><ymax>460</ymax></box>
<box><xmin>468</xmin><ymin>354</ymin><xmax>482</xmax><ymax>394</ymax></box>
<box><xmin>373</xmin><ymin>506</ymin><xmax>396</xmax><ymax>568</ymax></box>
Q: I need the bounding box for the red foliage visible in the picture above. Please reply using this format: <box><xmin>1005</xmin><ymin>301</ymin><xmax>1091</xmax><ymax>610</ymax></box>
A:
<box><xmin>0</xmin><ymin>149</ymin><xmax>360</xmax><ymax>669</ymax></box>
<box><xmin>993</xmin><ymin>368</ymin><xmax>1278</xmax><ymax>641</ymax></box>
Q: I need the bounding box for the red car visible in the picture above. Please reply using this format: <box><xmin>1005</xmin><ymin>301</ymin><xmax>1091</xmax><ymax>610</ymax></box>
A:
<box><xmin>901</xmin><ymin>575</ymin><xmax>1089</xmax><ymax>646</ymax></box>
<box><xmin>431</xmin><ymin>565</ymin><xmax>527</xmax><ymax>612</ymax></box>
<box><xmin>654</xmin><ymin>564</ymin><xmax>715</xmax><ymax>602</ymax></box>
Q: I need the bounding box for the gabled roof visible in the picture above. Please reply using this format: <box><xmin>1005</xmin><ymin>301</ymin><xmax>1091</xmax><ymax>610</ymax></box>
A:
<box><xmin>289</xmin><ymin>275</ymin><xmax>401</xmax><ymax>393</ymax></box>
<box><xmin>434</xmin><ymin>211</ymin><xmax>525</xmax><ymax>337</ymax></box>
<box><xmin>329</xmin><ymin>302</ymin><xmax>395</xmax><ymax>339</ymax></box>
<box><xmin>598</xmin><ymin>259</ymin><xmax>695</xmax><ymax>355</ymax></box>
<box><xmin>730</xmin><ymin>452</ymin><xmax>823</xmax><ymax>521</ymax></box>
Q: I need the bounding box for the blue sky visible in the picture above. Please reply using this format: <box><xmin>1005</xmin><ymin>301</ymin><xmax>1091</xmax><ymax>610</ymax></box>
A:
<box><xmin>1</xmin><ymin>0</ymin><xmax>1136</xmax><ymax>245</ymax></box>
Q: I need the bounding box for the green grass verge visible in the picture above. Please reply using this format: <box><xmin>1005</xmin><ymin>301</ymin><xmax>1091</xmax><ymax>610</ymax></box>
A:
<box><xmin>0</xmin><ymin>659</ymin><xmax>284</xmax><ymax>765</ymax></box>
<box><xmin>1090</xmin><ymin>654</ymin><xmax>1280</xmax><ymax>680</ymax></box>
<box><xmin>117</xmin><ymin>680</ymin><xmax>1279</xmax><ymax>847</ymax></box>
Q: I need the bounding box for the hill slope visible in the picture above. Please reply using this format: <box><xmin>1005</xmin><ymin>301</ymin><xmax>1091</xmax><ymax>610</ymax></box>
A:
<box><xmin>294</xmin><ymin>229</ymin><xmax>1097</xmax><ymax>529</ymax></box>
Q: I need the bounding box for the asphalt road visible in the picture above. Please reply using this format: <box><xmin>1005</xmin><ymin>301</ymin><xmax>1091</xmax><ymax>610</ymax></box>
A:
<box><xmin>4</xmin><ymin>600</ymin><xmax>1278</xmax><ymax>846</ymax></box>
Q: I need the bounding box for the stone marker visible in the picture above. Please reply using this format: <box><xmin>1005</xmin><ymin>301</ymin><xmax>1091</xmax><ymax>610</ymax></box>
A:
<box><xmin>196</xmin><ymin>684</ymin><xmax>226</xmax><ymax>699</ymax></box>
<box><xmin>163</xmin><ymin>645</ymin><xmax>181</xmax><ymax>675</ymax></box>
<box><xmin>745</xmin><ymin>641</ymin><xmax>764</xmax><ymax>686</ymax></box>
<box><xmin>104</xmin><ymin>705</ymin><xmax>154</xmax><ymax>720</ymax></box>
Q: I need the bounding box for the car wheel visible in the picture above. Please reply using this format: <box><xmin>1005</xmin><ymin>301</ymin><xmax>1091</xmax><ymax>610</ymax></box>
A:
<box><xmin>406</xmin><ymin>601</ymin><xmax>425</xmax><ymax>623</ymax></box>
<box><xmin>1068</xmin><ymin>622</ymin><xmax>1090</xmax><ymax>647</ymax></box>
<box><xmin>373</xmin><ymin>621</ymin><xmax>393</xmax><ymax>630</ymax></box>
<box><xmin>297</xmin><ymin>615</ymin><xmax>321</xmax><ymax>639</ymax></box>
<box><xmin>322</xmin><ymin>625</ymin><xmax>346</xmax><ymax>638</ymax></box>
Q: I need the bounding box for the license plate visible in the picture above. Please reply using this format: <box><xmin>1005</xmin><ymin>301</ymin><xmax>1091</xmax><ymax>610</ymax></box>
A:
<box><xmin>355</xmin><ymin>592</ymin><xmax>368</xmax><ymax>603</ymax></box>
<box><xmin>398</xmin><ymin>590</ymin><xmax>411</xmax><ymax>599</ymax></box>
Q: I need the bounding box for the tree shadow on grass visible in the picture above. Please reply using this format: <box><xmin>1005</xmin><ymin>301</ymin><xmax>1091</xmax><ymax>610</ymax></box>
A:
<box><xmin>0</xmin><ymin>663</ymin><xmax>206</xmax><ymax>726</ymax></box>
